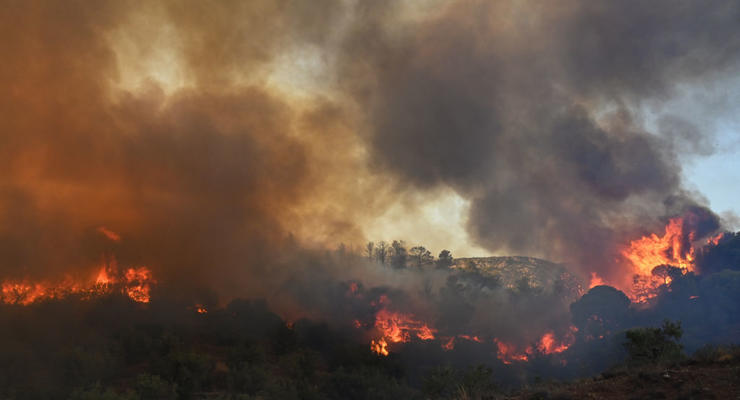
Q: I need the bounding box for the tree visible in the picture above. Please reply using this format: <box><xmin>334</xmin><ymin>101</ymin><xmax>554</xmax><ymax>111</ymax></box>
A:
<box><xmin>365</xmin><ymin>242</ymin><xmax>375</xmax><ymax>261</ymax></box>
<box><xmin>436</xmin><ymin>250</ymin><xmax>454</xmax><ymax>269</ymax></box>
<box><xmin>374</xmin><ymin>241</ymin><xmax>388</xmax><ymax>265</ymax></box>
<box><xmin>624</xmin><ymin>320</ymin><xmax>684</xmax><ymax>367</ymax></box>
<box><xmin>390</xmin><ymin>240</ymin><xmax>407</xmax><ymax>269</ymax></box>
<box><xmin>570</xmin><ymin>285</ymin><xmax>631</xmax><ymax>340</ymax></box>
<box><xmin>651</xmin><ymin>264</ymin><xmax>682</xmax><ymax>285</ymax></box>
<box><xmin>409</xmin><ymin>246</ymin><xmax>433</xmax><ymax>268</ymax></box>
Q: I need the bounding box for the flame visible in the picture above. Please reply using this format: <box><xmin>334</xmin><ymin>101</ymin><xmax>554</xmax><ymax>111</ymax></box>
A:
<box><xmin>371</xmin><ymin>338</ymin><xmax>389</xmax><ymax>356</ymax></box>
<box><xmin>124</xmin><ymin>267</ymin><xmax>155</xmax><ymax>303</ymax></box>
<box><xmin>369</xmin><ymin>295</ymin><xmax>436</xmax><ymax>356</ymax></box>
<box><xmin>374</xmin><ymin>309</ymin><xmax>437</xmax><ymax>343</ymax></box>
<box><xmin>195</xmin><ymin>305</ymin><xmax>208</xmax><ymax>314</ymax></box>
<box><xmin>622</xmin><ymin>218</ymin><xmax>695</xmax><ymax>276</ymax></box>
<box><xmin>1</xmin><ymin>262</ymin><xmax>155</xmax><ymax>305</ymax></box>
<box><xmin>493</xmin><ymin>328</ymin><xmax>576</xmax><ymax>363</ymax></box>
<box><xmin>441</xmin><ymin>334</ymin><xmax>484</xmax><ymax>350</ymax></box>
<box><xmin>707</xmin><ymin>232</ymin><xmax>724</xmax><ymax>246</ymax></box>
<box><xmin>97</xmin><ymin>226</ymin><xmax>122</xmax><ymax>242</ymax></box>
<box><xmin>619</xmin><ymin>217</ymin><xmax>716</xmax><ymax>302</ymax></box>
<box><xmin>494</xmin><ymin>339</ymin><xmax>529</xmax><ymax>364</ymax></box>
<box><xmin>588</xmin><ymin>272</ymin><xmax>605</xmax><ymax>288</ymax></box>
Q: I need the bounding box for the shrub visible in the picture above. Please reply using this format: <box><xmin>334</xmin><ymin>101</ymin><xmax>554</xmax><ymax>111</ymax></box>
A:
<box><xmin>623</xmin><ymin>320</ymin><xmax>684</xmax><ymax>367</ymax></box>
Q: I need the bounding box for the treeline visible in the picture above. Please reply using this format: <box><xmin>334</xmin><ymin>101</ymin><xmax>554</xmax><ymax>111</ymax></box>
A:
<box><xmin>363</xmin><ymin>240</ymin><xmax>454</xmax><ymax>269</ymax></box>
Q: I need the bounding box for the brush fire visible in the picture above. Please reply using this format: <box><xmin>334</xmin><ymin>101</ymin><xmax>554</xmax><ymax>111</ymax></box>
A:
<box><xmin>1</xmin><ymin>0</ymin><xmax>739</xmax><ymax>398</ymax></box>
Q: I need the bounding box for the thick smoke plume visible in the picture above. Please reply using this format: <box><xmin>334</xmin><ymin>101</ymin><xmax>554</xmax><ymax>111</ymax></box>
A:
<box><xmin>0</xmin><ymin>0</ymin><xmax>738</xmax><ymax>331</ymax></box>
<box><xmin>340</xmin><ymin>0</ymin><xmax>739</xmax><ymax>286</ymax></box>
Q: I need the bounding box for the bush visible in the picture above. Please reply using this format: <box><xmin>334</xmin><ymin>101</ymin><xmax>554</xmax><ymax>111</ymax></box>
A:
<box><xmin>623</xmin><ymin>320</ymin><xmax>684</xmax><ymax>367</ymax></box>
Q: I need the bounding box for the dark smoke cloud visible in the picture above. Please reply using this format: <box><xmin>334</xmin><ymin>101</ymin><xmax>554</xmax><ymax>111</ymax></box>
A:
<box><xmin>339</xmin><ymin>0</ymin><xmax>740</xmax><ymax>282</ymax></box>
<box><xmin>0</xmin><ymin>0</ymin><xmax>737</xmax><ymax>334</ymax></box>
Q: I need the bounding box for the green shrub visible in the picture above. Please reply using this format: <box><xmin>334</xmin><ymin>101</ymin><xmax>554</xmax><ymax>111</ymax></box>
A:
<box><xmin>623</xmin><ymin>320</ymin><xmax>684</xmax><ymax>367</ymax></box>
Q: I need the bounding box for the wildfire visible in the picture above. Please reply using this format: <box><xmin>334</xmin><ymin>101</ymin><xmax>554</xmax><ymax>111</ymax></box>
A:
<box><xmin>622</xmin><ymin>218</ymin><xmax>695</xmax><ymax>276</ymax></box>
<box><xmin>371</xmin><ymin>338</ymin><xmax>389</xmax><ymax>356</ymax></box>
<box><xmin>369</xmin><ymin>295</ymin><xmax>436</xmax><ymax>356</ymax></box>
<box><xmin>707</xmin><ymin>232</ymin><xmax>724</xmax><ymax>246</ymax></box>
<box><xmin>494</xmin><ymin>339</ymin><xmax>530</xmax><ymax>364</ymax></box>
<box><xmin>374</xmin><ymin>308</ymin><xmax>437</xmax><ymax>343</ymax></box>
<box><xmin>588</xmin><ymin>272</ymin><xmax>605</xmax><ymax>288</ymax></box>
<box><xmin>1</xmin><ymin>264</ymin><xmax>155</xmax><ymax>305</ymax></box>
<box><xmin>441</xmin><ymin>334</ymin><xmax>484</xmax><ymax>351</ymax></box>
<box><xmin>494</xmin><ymin>328</ymin><xmax>576</xmax><ymax>364</ymax></box>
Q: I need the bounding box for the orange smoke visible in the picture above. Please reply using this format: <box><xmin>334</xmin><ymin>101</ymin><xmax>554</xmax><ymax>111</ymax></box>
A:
<box><xmin>97</xmin><ymin>226</ymin><xmax>122</xmax><ymax>242</ymax></box>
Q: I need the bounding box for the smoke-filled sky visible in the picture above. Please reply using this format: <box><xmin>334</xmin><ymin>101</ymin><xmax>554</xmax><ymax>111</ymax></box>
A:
<box><xmin>1</xmin><ymin>0</ymin><xmax>739</xmax><ymax>294</ymax></box>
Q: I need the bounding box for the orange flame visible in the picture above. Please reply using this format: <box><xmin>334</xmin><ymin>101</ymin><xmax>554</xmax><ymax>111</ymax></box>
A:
<box><xmin>493</xmin><ymin>327</ymin><xmax>576</xmax><ymax>363</ymax></box>
<box><xmin>588</xmin><ymin>272</ymin><xmax>605</xmax><ymax>289</ymax></box>
<box><xmin>374</xmin><ymin>309</ymin><xmax>437</xmax><ymax>343</ymax></box>
<box><xmin>369</xmin><ymin>296</ymin><xmax>436</xmax><ymax>356</ymax></box>
<box><xmin>494</xmin><ymin>339</ymin><xmax>530</xmax><ymax>364</ymax></box>
<box><xmin>371</xmin><ymin>338</ymin><xmax>389</xmax><ymax>356</ymax></box>
<box><xmin>707</xmin><ymin>232</ymin><xmax>724</xmax><ymax>246</ymax></box>
<box><xmin>622</xmin><ymin>218</ymin><xmax>695</xmax><ymax>276</ymax></box>
<box><xmin>1</xmin><ymin>262</ymin><xmax>155</xmax><ymax>305</ymax></box>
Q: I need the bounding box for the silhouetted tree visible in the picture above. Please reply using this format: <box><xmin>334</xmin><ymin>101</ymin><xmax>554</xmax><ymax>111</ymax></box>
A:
<box><xmin>571</xmin><ymin>285</ymin><xmax>631</xmax><ymax>341</ymax></box>
<box><xmin>436</xmin><ymin>250</ymin><xmax>454</xmax><ymax>269</ymax></box>
<box><xmin>390</xmin><ymin>240</ymin><xmax>407</xmax><ymax>269</ymax></box>
<box><xmin>409</xmin><ymin>246</ymin><xmax>433</xmax><ymax>268</ymax></box>
<box><xmin>374</xmin><ymin>241</ymin><xmax>388</xmax><ymax>265</ymax></box>
<box><xmin>365</xmin><ymin>242</ymin><xmax>375</xmax><ymax>261</ymax></box>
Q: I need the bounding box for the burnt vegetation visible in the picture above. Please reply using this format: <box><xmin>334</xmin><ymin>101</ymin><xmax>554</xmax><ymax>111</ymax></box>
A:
<box><xmin>1</xmin><ymin>235</ymin><xmax>739</xmax><ymax>399</ymax></box>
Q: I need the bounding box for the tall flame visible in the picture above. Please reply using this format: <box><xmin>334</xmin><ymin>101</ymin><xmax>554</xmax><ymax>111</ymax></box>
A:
<box><xmin>622</xmin><ymin>218</ymin><xmax>695</xmax><ymax>276</ymax></box>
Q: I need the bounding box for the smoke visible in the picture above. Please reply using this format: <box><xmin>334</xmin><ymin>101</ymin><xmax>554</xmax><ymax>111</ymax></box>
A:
<box><xmin>1</xmin><ymin>0</ymin><xmax>738</xmax><ymax>349</ymax></box>
<box><xmin>338</xmin><ymin>0</ymin><xmax>740</xmax><ymax>283</ymax></box>
<box><xmin>0</xmin><ymin>0</ymin><xmax>369</xmax><ymax>298</ymax></box>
